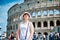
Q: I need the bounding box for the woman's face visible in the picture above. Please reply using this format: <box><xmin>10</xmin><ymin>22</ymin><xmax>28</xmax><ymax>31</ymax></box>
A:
<box><xmin>23</xmin><ymin>14</ymin><xmax>30</xmax><ymax>20</ymax></box>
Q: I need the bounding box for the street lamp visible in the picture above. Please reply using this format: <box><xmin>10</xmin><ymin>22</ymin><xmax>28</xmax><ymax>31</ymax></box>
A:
<box><xmin>0</xmin><ymin>26</ymin><xmax>2</xmax><ymax>40</ymax></box>
<box><xmin>0</xmin><ymin>26</ymin><xmax>1</xmax><ymax>34</ymax></box>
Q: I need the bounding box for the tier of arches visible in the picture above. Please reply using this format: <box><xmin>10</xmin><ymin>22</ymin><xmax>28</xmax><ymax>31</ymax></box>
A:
<box><xmin>33</xmin><ymin>20</ymin><xmax>60</xmax><ymax>28</ymax></box>
<box><xmin>31</xmin><ymin>9</ymin><xmax>60</xmax><ymax>17</ymax></box>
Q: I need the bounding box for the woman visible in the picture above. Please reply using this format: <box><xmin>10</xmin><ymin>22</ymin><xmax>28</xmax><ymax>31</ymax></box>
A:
<box><xmin>8</xmin><ymin>32</ymin><xmax>14</xmax><ymax>40</ymax></box>
<box><xmin>49</xmin><ymin>33</ymin><xmax>54</xmax><ymax>40</ymax></box>
<box><xmin>16</xmin><ymin>12</ymin><xmax>34</xmax><ymax>40</ymax></box>
<box><xmin>58</xmin><ymin>33</ymin><xmax>60</xmax><ymax>40</ymax></box>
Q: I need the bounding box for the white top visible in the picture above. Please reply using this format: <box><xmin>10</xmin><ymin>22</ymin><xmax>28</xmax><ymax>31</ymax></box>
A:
<box><xmin>19</xmin><ymin>21</ymin><xmax>31</xmax><ymax>40</ymax></box>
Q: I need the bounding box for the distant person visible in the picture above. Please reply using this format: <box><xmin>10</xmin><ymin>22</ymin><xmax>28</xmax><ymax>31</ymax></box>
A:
<box><xmin>43</xmin><ymin>34</ymin><xmax>46</xmax><ymax>40</ymax></box>
<box><xmin>33</xmin><ymin>32</ymin><xmax>38</xmax><ymax>40</ymax></box>
<box><xmin>58</xmin><ymin>33</ymin><xmax>60</xmax><ymax>40</ymax></box>
<box><xmin>8</xmin><ymin>32</ymin><xmax>15</xmax><ymax>40</ymax></box>
<box><xmin>16</xmin><ymin>12</ymin><xmax>34</xmax><ymax>40</ymax></box>
<box><xmin>38</xmin><ymin>32</ymin><xmax>43</xmax><ymax>40</ymax></box>
<box><xmin>54</xmin><ymin>32</ymin><xmax>59</xmax><ymax>40</ymax></box>
<box><xmin>49</xmin><ymin>33</ymin><xmax>54</xmax><ymax>40</ymax></box>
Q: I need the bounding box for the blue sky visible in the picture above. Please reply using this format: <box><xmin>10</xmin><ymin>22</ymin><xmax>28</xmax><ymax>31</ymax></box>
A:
<box><xmin>0</xmin><ymin>0</ymin><xmax>24</xmax><ymax>34</ymax></box>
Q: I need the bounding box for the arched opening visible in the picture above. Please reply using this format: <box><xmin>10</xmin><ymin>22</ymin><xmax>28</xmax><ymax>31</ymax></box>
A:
<box><xmin>38</xmin><ymin>32</ymin><xmax>41</xmax><ymax>34</ymax></box>
<box><xmin>56</xmin><ymin>20</ymin><xmax>60</xmax><ymax>26</ymax></box>
<box><xmin>37</xmin><ymin>11</ymin><xmax>41</xmax><ymax>17</ymax></box>
<box><xmin>32</xmin><ymin>12</ymin><xmax>36</xmax><ymax>17</ymax></box>
<box><xmin>49</xmin><ymin>10</ymin><xmax>53</xmax><ymax>16</ymax></box>
<box><xmin>33</xmin><ymin>22</ymin><xmax>35</xmax><ymax>28</ymax></box>
<box><xmin>10</xmin><ymin>26</ymin><xmax>12</xmax><ymax>30</ymax></box>
<box><xmin>49</xmin><ymin>0</ymin><xmax>53</xmax><ymax>1</ymax></box>
<box><xmin>16</xmin><ymin>24</ymin><xmax>18</xmax><ymax>29</ymax></box>
<box><xmin>37</xmin><ymin>1</ymin><xmax>40</xmax><ymax>3</ymax></box>
<box><xmin>38</xmin><ymin>32</ymin><xmax>41</xmax><ymax>36</ymax></box>
<box><xmin>44</xmin><ymin>21</ymin><xmax>48</xmax><ymax>27</ymax></box>
<box><xmin>50</xmin><ymin>21</ymin><xmax>54</xmax><ymax>26</ymax></box>
<box><xmin>43</xmin><ymin>10</ymin><xmax>47</xmax><ymax>16</ymax></box>
<box><xmin>44</xmin><ymin>32</ymin><xmax>48</xmax><ymax>35</ymax></box>
<box><xmin>37</xmin><ymin>22</ymin><xmax>41</xmax><ymax>27</ymax></box>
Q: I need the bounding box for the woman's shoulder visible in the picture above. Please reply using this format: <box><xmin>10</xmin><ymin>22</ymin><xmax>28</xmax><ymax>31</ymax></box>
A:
<box><xmin>29</xmin><ymin>21</ymin><xmax>33</xmax><ymax>25</ymax></box>
<box><xmin>18</xmin><ymin>21</ymin><xmax>23</xmax><ymax>26</ymax></box>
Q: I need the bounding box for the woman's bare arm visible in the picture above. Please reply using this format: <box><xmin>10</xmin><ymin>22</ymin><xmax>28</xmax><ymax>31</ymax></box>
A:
<box><xmin>28</xmin><ymin>22</ymin><xmax>34</xmax><ymax>40</ymax></box>
<box><xmin>16</xmin><ymin>23</ymin><xmax>20</xmax><ymax>40</ymax></box>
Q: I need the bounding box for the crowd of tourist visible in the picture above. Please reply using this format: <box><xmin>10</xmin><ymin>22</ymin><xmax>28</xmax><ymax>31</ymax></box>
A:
<box><xmin>33</xmin><ymin>32</ymin><xmax>60</xmax><ymax>40</ymax></box>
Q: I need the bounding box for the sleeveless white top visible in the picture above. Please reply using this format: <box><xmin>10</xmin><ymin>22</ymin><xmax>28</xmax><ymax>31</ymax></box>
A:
<box><xmin>20</xmin><ymin>21</ymin><xmax>31</xmax><ymax>40</ymax></box>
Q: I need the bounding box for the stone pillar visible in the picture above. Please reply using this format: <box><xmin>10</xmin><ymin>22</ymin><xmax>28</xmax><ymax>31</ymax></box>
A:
<box><xmin>15</xmin><ymin>24</ymin><xmax>16</xmax><ymax>31</ymax></box>
<box><xmin>41</xmin><ymin>21</ymin><xmax>43</xmax><ymax>28</ymax></box>
<box><xmin>54</xmin><ymin>9</ymin><xmax>56</xmax><ymax>16</ymax></box>
<box><xmin>48</xmin><ymin>20</ymin><xmax>50</xmax><ymax>29</ymax></box>
<box><xmin>54</xmin><ymin>20</ymin><xmax>56</xmax><ymax>27</ymax></box>
<box><xmin>41</xmin><ymin>10</ymin><xmax>43</xmax><ymax>18</ymax></box>
<box><xmin>12</xmin><ymin>24</ymin><xmax>13</xmax><ymax>30</ymax></box>
<box><xmin>35</xmin><ymin>11</ymin><xmax>38</xmax><ymax>29</ymax></box>
<box><xmin>35</xmin><ymin>11</ymin><xmax>38</xmax><ymax>18</ymax></box>
<box><xmin>18</xmin><ymin>14</ymin><xmax>20</xmax><ymax>21</ymax></box>
<box><xmin>47</xmin><ymin>10</ymin><xmax>49</xmax><ymax>17</ymax></box>
<box><xmin>35</xmin><ymin>22</ymin><xmax>37</xmax><ymax>29</ymax></box>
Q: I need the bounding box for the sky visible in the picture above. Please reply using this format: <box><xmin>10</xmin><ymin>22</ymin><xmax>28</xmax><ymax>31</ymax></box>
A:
<box><xmin>0</xmin><ymin>0</ymin><xmax>24</xmax><ymax>34</ymax></box>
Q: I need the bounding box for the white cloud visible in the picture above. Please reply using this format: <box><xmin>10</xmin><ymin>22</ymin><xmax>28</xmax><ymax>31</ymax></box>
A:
<box><xmin>0</xmin><ymin>6</ymin><xmax>1</xmax><ymax>8</ymax></box>
<box><xmin>1</xmin><ymin>1</ymin><xmax>23</xmax><ymax>14</ymax></box>
<box><xmin>0</xmin><ymin>19</ymin><xmax>3</xmax><ymax>23</ymax></box>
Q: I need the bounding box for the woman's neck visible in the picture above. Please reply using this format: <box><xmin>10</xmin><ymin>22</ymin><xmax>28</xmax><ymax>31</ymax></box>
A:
<box><xmin>23</xmin><ymin>20</ymin><xmax>29</xmax><ymax>23</ymax></box>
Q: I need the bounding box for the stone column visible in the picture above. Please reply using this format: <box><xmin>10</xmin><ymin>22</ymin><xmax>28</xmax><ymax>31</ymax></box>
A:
<box><xmin>48</xmin><ymin>20</ymin><xmax>50</xmax><ymax>29</ymax></box>
<box><xmin>35</xmin><ymin>11</ymin><xmax>38</xmax><ymax>18</ymax></box>
<box><xmin>41</xmin><ymin>10</ymin><xmax>43</xmax><ymax>18</ymax></box>
<box><xmin>41</xmin><ymin>21</ymin><xmax>43</xmax><ymax>28</ymax></box>
<box><xmin>15</xmin><ymin>24</ymin><xmax>16</xmax><ymax>31</ymax></box>
<box><xmin>54</xmin><ymin>9</ymin><xmax>56</xmax><ymax>16</ymax></box>
<box><xmin>35</xmin><ymin>11</ymin><xmax>37</xmax><ymax>28</ymax></box>
<box><xmin>47</xmin><ymin>10</ymin><xmax>49</xmax><ymax>17</ymax></box>
<box><xmin>54</xmin><ymin>20</ymin><xmax>56</xmax><ymax>27</ymax></box>
<box><xmin>12</xmin><ymin>24</ymin><xmax>13</xmax><ymax>30</ymax></box>
<box><xmin>18</xmin><ymin>14</ymin><xmax>20</xmax><ymax>22</ymax></box>
<box><xmin>35</xmin><ymin>22</ymin><xmax>37</xmax><ymax>29</ymax></box>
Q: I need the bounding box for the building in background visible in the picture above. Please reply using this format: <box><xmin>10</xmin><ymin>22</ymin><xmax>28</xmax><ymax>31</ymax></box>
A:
<box><xmin>7</xmin><ymin>0</ymin><xmax>60</xmax><ymax>37</ymax></box>
<box><xmin>2</xmin><ymin>32</ymin><xmax>6</xmax><ymax>39</ymax></box>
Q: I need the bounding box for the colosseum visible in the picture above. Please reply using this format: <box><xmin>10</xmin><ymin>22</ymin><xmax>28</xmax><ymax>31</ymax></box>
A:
<box><xmin>7</xmin><ymin>0</ymin><xmax>60</xmax><ymax>37</ymax></box>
